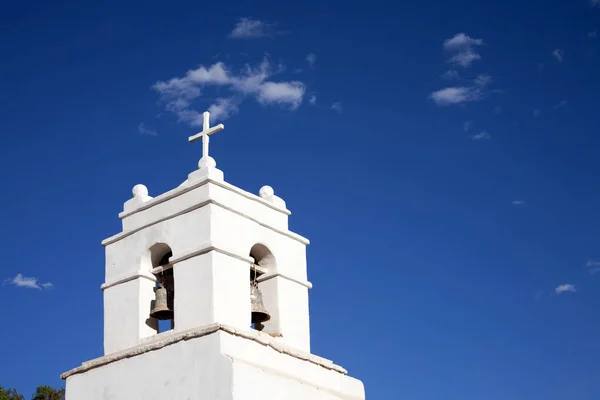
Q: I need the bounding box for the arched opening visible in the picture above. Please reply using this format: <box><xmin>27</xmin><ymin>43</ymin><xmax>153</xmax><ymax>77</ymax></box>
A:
<box><xmin>249</xmin><ymin>244</ymin><xmax>276</xmax><ymax>332</ymax></box>
<box><xmin>147</xmin><ymin>244</ymin><xmax>175</xmax><ymax>334</ymax></box>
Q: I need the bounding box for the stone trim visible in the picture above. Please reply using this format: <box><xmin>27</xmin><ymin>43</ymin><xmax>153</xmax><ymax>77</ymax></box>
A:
<box><xmin>60</xmin><ymin>324</ymin><xmax>347</xmax><ymax>379</ymax></box>
<box><xmin>101</xmin><ymin>243</ymin><xmax>253</xmax><ymax>290</ymax></box>
<box><xmin>118</xmin><ymin>177</ymin><xmax>290</xmax><ymax>220</ymax></box>
<box><xmin>257</xmin><ymin>272</ymin><xmax>313</xmax><ymax>290</ymax></box>
<box><xmin>100</xmin><ymin>271</ymin><xmax>156</xmax><ymax>291</ymax></box>
<box><xmin>102</xmin><ymin>199</ymin><xmax>309</xmax><ymax>247</ymax></box>
<box><xmin>151</xmin><ymin>243</ymin><xmax>254</xmax><ymax>275</ymax></box>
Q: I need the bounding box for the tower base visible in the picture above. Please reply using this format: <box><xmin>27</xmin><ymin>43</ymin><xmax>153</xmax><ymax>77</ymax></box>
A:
<box><xmin>62</xmin><ymin>325</ymin><xmax>365</xmax><ymax>400</ymax></box>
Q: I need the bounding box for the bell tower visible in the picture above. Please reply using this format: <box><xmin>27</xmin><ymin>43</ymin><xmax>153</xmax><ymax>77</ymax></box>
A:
<box><xmin>61</xmin><ymin>112</ymin><xmax>365</xmax><ymax>400</ymax></box>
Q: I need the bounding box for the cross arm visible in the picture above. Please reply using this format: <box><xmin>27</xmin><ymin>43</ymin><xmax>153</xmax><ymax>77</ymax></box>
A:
<box><xmin>188</xmin><ymin>124</ymin><xmax>225</xmax><ymax>142</ymax></box>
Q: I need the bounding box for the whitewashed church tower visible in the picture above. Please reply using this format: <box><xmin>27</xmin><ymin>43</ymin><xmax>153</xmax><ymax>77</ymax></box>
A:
<box><xmin>61</xmin><ymin>112</ymin><xmax>366</xmax><ymax>400</ymax></box>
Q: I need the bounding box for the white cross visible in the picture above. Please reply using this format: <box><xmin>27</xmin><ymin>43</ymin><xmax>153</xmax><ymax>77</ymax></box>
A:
<box><xmin>188</xmin><ymin>111</ymin><xmax>224</xmax><ymax>161</ymax></box>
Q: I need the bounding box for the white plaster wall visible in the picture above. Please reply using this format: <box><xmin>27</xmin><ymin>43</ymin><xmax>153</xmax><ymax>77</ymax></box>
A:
<box><xmin>174</xmin><ymin>252</ymin><xmax>250</xmax><ymax>332</ymax></box>
<box><xmin>119</xmin><ymin>180</ymin><xmax>289</xmax><ymax>234</ymax></box>
<box><xmin>65</xmin><ymin>334</ymin><xmax>233</xmax><ymax>400</ymax></box>
<box><xmin>103</xmin><ymin>278</ymin><xmax>157</xmax><ymax>354</ymax></box>
<box><xmin>223</xmin><ymin>332</ymin><xmax>364</xmax><ymax>400</ymax></box>
<box><xmin>209</xmin><ymin>200</ymin><xmax>307</xmax><ymax>281</ymax></box>
<box><xmin>210</xmin><ymin>204</ymin><xmax>311</xmax><ymax>351</ymax></box>
<box><xmin>65</xmin><ymin>332</ymin><xmax>364</xmax><ymax>400</ymax></box>
<box><xmin>104</xmin><ymin>205</ymin><xmax>213</xmax><ymax>282</ymax></box>
<box><xmin>103</xmin><ymin>206</ymin><xmax>215</xmax><ymax>354</ymax></box>
<box><xmin>208</xmin><ymin>182</ymin><xmax>289</xmax><ymax>231</ymax></box>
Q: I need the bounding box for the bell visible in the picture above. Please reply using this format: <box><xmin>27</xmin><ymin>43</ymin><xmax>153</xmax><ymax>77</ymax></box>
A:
<box><xmin>250</xmin><ymin>284</ymin><xmax>271</xmax><ymax>324</ymax></box>
<box><xmin>150</xmin><ymin>286</ymin><xmax>174</xmax><ymax>320</ymax></box>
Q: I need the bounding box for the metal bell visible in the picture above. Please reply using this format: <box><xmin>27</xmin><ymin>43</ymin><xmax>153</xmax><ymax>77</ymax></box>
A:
<box><xmin>150</xmin><ymin>286</ymin><xmax>174</xmax><ymax>320</ymax></box>
<box><xmin>250</xmin><ymin>283</ymin><xmax>270</xmax><ymax>324</ymax></box>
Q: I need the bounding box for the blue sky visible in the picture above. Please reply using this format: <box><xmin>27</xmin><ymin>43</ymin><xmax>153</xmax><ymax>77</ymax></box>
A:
<box><xmin>1</xmin><ymin>0</ymin><xmax>600</xmax><ymax>398</ymax></box>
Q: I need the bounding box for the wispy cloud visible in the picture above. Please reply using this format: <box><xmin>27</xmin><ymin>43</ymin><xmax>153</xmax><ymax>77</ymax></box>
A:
<box><xmin>512</xmin><ymin>200</ymin><xmax>525</xmax><ymax>205</ymax></box>
<box><xmin>443</xmin><ymin>33</ymin><xmax>485</xmax><ymax>68</ymax></box>
<box><xmin>552</xmin><ymin>48</ymin><xmax>564</xmax><ymax>62</ymax></box>
<box><xmin>430</xmin><ymin>86</ymin><xmax>484</xmax><ymax>106</ymax></box>
<box><xmin>208</xmin><ymin>98</ymin><xmax>239</xmax><ymax>121</ymax></box>
<box><xmin>441</xmin><ymin>70</ymin><xmax>459</xmax><ymax>80</ymax></box>
<box><xmin>138</xmin><ymin>123</ymin><xmax>157</xmax><ymax>136</ymax></box>
<box><xmin>306</xmin><ymin>53</ymin><xmax>317</xmax><ymax>68</ymax></box>
<box><xmin>589</xmin><ymin>30</ymin><xmax>597</xmax><ymax>38</ymax></box>
<box><xmin>229</xmin><ymin>18</ymin><xmax>273</xmax><ymax>39</ymax></box>
<box><xmin>309</xmin><ymin>95</ymin><xmax>317</xmax><ymax>105</ymax></box>
<box><xmin>554</xmin><ymin>100</ymin><xmax>568</xmax><ymax>109</ymax></box>
<box><xmin>555</xmin><ymin>284</ymin><xmax>576</xmax><ymax>294</ymax></box>
<box><xmin>585</xmin><ymin>260</ymin><xmax>600</xmax><ymax>274</ymax></box>
<box><xmin>153</xmin><ymin>57</ymin><xmax>306</xmax><ymax>126</ymax></box>
<box><xmin>4</xmin><ymin>273</ymin><xmax>53</xmax><ymax>290</ymax></box>
<box><xmin>471</xmin><ymin>131</ymin><xmax>491</xmax><ymax>140</ymax></box>
<box><xmin>431</xmin><ymin>35</ymin><xmax>492</xmax><ymax>107</ymax></box>
<box><xmin>591</xmin><ymin>0</ymin><xmax>600</xmax><ymax>7</ymax></box>
<box><xmin>331</xmin><ymin>102</ymin><xmax>343</xmax><ymax>113</ymax></box>
<box><xmin>533</xmin><ymin>109</ymin><xmax>541</xmax><ymax>118</ymax></box>
<box><xmin>474</xmin><ymin>74</ymin><xmax>493</xmax><ymax>87</ymax></box>
<box><xmin>463</xmin><ymin>120</ymin><xmax>473</xmax><ymax>132</ymax></box>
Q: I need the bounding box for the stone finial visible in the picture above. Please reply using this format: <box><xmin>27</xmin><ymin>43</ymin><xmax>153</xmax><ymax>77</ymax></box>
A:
<box><xmin>123</xmin><ymin>184</ymin><xmax>152</xmax><ymax>214</ymax></box>
<box><xmin>132</xmin><ymin>184</ymin><xmax>149</xmax><ymax>198</ymax></box>
<box><xmin>259</xmin><ymin>185</ymin><xmax>286</xmax><ymax>209</ymax></box>
<box><xmin>259</xmin><ymin>185</ymin><xmax>275</xmax><ymax>199</ymax></box>
<box><xmin>198</xmin><ymin>156</ymin><xmax>217</xmax><ymax>170</ymax></box>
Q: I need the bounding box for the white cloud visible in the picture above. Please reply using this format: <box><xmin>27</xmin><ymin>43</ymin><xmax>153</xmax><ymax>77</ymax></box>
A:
<box><xmin>187</xmin><ymin>62</ymin><xmax>230</xmax><ymax>84</ymax></box>
<box><xmin>153</xmin><ymin>58</ymin><xmax>306</xmax><ymax>126</ymax></box>
<box><xmin>309</xmin><ymin>95</ymin><xmax>317</xmax><ymax>105</ymax></box>
<box><xmin>306</xmin><ymin>53</ymin><xmax>317</xmax><ymax>68</ymax></box>
<box><xmin>138</xmin><ymin>123</ymin><xmax>157</xmax><ymax>136</ymax></box>
<box><xmin>512</xmin><ymin>200</ymin><xmax>525</xmax><ymax>205</ymax></box>
<box><xmin>449</xmin><ymin>51</ymin><xmax>481</xmax><ymax>67</ymax></box>
<box><xmin>441</xmin><ymin>70</ymin><xmax>459</xmax><ymax>80</ymax></box>
<box><xmin>429</xmin><ymin>86</ymin><xmax>483</xmax><ymax>105</ymax></box>
<box><xmin>589</xmin><ymin>30</ymin><xmax>597</xmax><ymax>38</ymax></box>
<box><xmin>6</xmin><ymin>273</ymin><xmax>52</xmax><ymax>290</ymax></box>
<box><xmin>471</xmin><ymin>131</ymin><xmax>491</xmax><ymax>140</ymax></box>
<box><xmin>443</xmin><ymin>33</ymin><xmax>484</xmax><ymax>68</ymax></box>
<box><xmin>586</xmin><ymin>260</ymin><xmax>600</xmax><ymax>274</ymax></box>
<box><xmin>555</xmin><ymin>284</ymin><xmax>576</xmax><ymax>294</ymax></box>
<box><xmin>208</xmin><ymin>98</ymin><xmax>240</xmax><ymax>121</ymax></box>
<box><xmin>443</xmin><ymin>33</ymin><xmax>484</xmax><ymax>51</ymax></box>
<box><xmin>258</xmin><ymin>81</ymin><xmax>305</xmax><ymax>109</ymax></box>
<box><xmin>463</xmin><ymin>120</ymin><xmax>473</xmax><ymax>132</ymax></box>
<box><xmin>229</xmin><ymin>18</ymin><xmax>270</xmax><ymax>39</ymax></box>
<box><xmin>553</xmin><ymin>48</ymin><xmax>564</xmax><ymax>62</ymax></box>
<box><xmin>331</xmin><ymin>102</ymin><xmax>343</xmax><ymax>113</ymax></box>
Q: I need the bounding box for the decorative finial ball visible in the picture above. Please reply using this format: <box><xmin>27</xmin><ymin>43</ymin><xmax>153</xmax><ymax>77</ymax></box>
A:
<box><xmin>259</xmin><ymin>185</ymin><xmax>275</xmax><ymax>198</ymax></box>
<box><xmin>198</xmin><ymin>156</ymin><xmax>217</xmax><ymax>169</ymax></box>
<box><xmin>132</xmin><ymin>184</ymin><xmax>148</xmax><ymax>198</ymax></box>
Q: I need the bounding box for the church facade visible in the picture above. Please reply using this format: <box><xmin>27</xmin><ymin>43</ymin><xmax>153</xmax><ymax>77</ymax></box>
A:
<box><xmin>61</xmin><ymin>112</ymin><xmax>366</xmax><ymax>400</ymax></box>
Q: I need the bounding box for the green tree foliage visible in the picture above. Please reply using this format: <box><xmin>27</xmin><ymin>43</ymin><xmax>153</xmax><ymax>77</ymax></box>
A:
<box><xmin>31</xmin><ymin>386</ymin><xmax>64</xmax><ymax>400</ymax></box>
<box><xmin>0</xmin><ymin>387</ymin><xmax>24</xmax><ymax>400</ymax></box>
